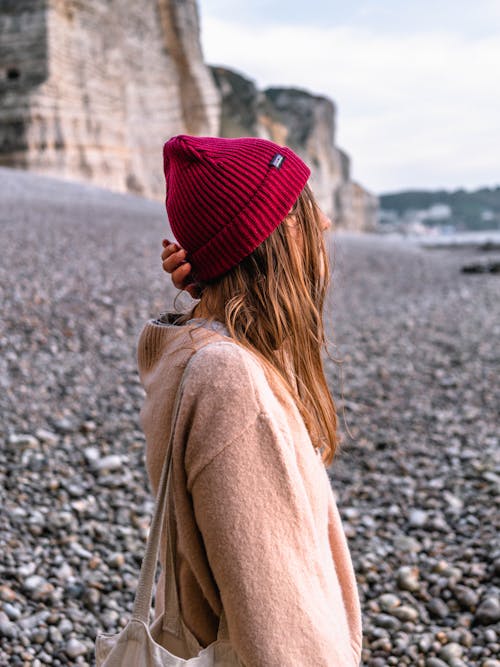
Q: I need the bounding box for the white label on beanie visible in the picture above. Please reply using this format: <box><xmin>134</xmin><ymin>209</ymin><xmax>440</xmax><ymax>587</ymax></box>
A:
<box><xmin>270</xmin><ymin>153</ymin><xmax>285</xmax><ymax>169</ymax></box>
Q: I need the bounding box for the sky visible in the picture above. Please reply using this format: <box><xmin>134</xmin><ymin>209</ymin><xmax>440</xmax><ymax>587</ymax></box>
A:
<box><xmin>198</xmin><ymin>0</ymin><xmax>500</xmax><ymax>195</ymax></box>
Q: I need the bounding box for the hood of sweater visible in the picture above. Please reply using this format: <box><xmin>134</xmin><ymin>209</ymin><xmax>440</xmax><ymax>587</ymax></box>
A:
<box><xmin>137</xmin><ymin>313</ymin><xmax>235</xmax><ymax>482</ymax></box>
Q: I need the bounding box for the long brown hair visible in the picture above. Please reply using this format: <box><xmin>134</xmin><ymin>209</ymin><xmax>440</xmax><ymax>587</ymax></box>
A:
<box><xmin>181</xmin><ymin>183</ymin><xmax>339</xmax><ymax>466</ymax></box>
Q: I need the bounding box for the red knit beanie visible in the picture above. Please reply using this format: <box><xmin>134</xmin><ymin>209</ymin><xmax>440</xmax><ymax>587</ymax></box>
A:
<box><xmin>163</xmin><ymin>134</ymin><xmax>310</xmax><ymax>281</ymax></box>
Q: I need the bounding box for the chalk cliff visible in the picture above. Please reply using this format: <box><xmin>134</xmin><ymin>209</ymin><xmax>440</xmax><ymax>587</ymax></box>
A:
<box><xmin>211</xmin><ymin>66</ymin><xmax>378</xmax><ymax>231</ymax></box>
<box><xmin>0</xmin><ymin>2</ymin><xmax>376</xmax><ymax>230</ymax></box>
<box><xmin>0</xmin><ymin>0</ymin><xmax>219</xmax><ymax>197</ymax></box>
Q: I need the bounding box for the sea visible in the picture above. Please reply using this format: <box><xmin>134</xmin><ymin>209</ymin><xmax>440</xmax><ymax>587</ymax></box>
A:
<box><xmin>336</xmin><ymin>228</ymin><xmax>500</xmax><ymax>249</ymax></box>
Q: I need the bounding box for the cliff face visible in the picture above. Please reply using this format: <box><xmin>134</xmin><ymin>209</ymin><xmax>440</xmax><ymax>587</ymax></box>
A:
<box><xmin>0</xmin><ymin>3</ymin><xmax>376</xmax><ymax>230</ymax></box>
<box><xmin>0</xmin><ymin>0</ymin><xmax>219</xmax><ymax>197</ymax></box>
<box><xmin>211</xmin><ymin>66</ymin><xmax>378</xmax><ymax>232</ymax></box>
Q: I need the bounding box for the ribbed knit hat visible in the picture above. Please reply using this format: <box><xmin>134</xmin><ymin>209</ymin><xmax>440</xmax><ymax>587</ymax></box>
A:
<box><xmin>163</xmin><ymin>134</ymin><xmax>310</xmax><ymax>281</ymax></box>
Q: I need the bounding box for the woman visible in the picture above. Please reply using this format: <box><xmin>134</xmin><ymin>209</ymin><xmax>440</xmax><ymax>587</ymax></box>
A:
<box><xmin>137</xmin><ymin>134</ymin><xmax>362</xmax><ymax>666</ymax></box>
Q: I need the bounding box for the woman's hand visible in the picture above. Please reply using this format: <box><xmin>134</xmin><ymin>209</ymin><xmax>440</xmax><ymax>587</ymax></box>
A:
<box><xmin>161</xmin><ymin>239</ymin><xmax>200</xmax><ymax>298</ymax></box>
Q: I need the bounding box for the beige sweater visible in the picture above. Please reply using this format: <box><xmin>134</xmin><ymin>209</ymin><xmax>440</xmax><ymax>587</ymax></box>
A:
<box><xmin>137</xmin><ymin>314</ymin><xmax>362</xmax><ymax>666</ymax></box>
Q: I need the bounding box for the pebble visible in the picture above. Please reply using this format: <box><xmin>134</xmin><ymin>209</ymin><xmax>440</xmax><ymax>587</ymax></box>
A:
<box><xmin>35</xmin><ymin>427</ymin><xmax>59</xmax><ymax>445</ymax></box>
<box><xmin>0</xmin><ymin>612</ymin><xmax>17</xmax><ymax>639</ymax></box>
<box><xmin>22</xmin><ymin>575</ymin><xmax>54</xmax><ymax>601</ymax></box>
<box><xmin>8</xmin><ymin>433</ymin><xmax>39</xmax><ymax>447</ymax></box>
<box><xmin>58</xmin><ymin>619</ymin><xmax>74</xmax><ymax>635</ymax></box>
<box><xmin>378</xmin><ymin>593</ymin><xmax>401</xmax><ymax>612</ymax></box>
<box><xmin>30</xmin><ymin>627</ymin><xmax>48</xmax><ymax>644</ymax></box>
<box><xmin>53</xmin><ymin>417</ymin><xmax>76</xmax><ymax>433</ymax></box>
<box><xmin>426</xmin><ymin>658</ymin><xmax>448</xmax><ymax>667</ymax></box>
<box><xmin>64</xmin><ymin>637</ymin><xmax>88</xmax><ymax>658</ymax></box>
<box><xmin>2</xmin><ymin>603</ymin><xmax>21</xmax><ymax>621</ymax></box>
<box><xmin>69</xmin><ymin>541</ymin><xmax>94</xmax><ymax>559</ymax></box>
<box><xmin>409</xmin><ymin>508</ymin><xmax>428</xmax><ymax>527</ymax></box>
<box><xmin>84</xmin><ymin>588</ymin><xmax>101</xmax><ymax>606</ymax></box>
<box><xmin>0</xmin><ymin>585</ymin><xmax>17</xmax><ymax>602</ymax></box>
<box><xmin>108</xmin><ymin>552</ymin><xmax>126</xmax><ymax>568</ymax></box>
<box><xmin>427</xmin><ymin>598</ymin><xmax>450</xmax><ymax>619</ymax></box>
<box><xmin>49</xmin><ymin>625</ymin><xmax>63</xmax><ymax>643</ymax></box>
<box><xmin>84</xmin><ymin>446</ymin><xmax>101</xmax><ymax>464</ymax></box>
<box><xmin>391</xmin><ymin>604</ymin><xmax>419</xmax><ymax>622</ymax></box>
<box><xmin>18</xmin><ymin>611</ymin><xmax>51</xmax><ymax>631</ymax></box>
<box><xmin>96</xmin><ymin>455</ymin><xmax>123</xmax><ymax>472</ymax></box>
<box><xmin>396</xmin><ymin>565</ymin><xmax>420</xmax><ymax>592</ymax></box>
<box><xmin>374</xmin><ymin>613</ymin><xmax>401</xmax><ymax>630</ymax></box>
<box><xmin>484</xmin><ymin>629</ymin><xmax>497</xmax><ymax>643</ymax></box>
<box><xmin>393</xmin><ymin>535</ymin><xmax>422</xmax><ymax>553</ymax></box>
<box><xmin>475</xmin><ymin>597</ymin><xmax>500</xmax><ymax>625</ymax></box>
<box><xmin>453</xmin><ymin>585</ymin><xmax>479</xmax><ymax>610</ymax></box>
<box><xmin>419</xmin><ymin>633</ymin><xmax>434</xmax><ymax>652</ymax></box>
<box><xmin>439</xmin><ymin>642</ymin><xmax>463</xmax><ymax>661</ymax></box>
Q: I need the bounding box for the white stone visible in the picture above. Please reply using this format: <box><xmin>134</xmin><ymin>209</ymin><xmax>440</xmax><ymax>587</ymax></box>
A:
<box><xmin>96</xmin><ymin>454</ymin><xmax>123</xmax><ymax>471</ymax></box>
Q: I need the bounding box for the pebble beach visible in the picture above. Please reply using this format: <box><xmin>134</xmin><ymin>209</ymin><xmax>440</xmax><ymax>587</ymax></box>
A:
<box><xmin>1</xmin><ymin>168</ymin><xmax>499</xmax><ymax>666</ymax></box>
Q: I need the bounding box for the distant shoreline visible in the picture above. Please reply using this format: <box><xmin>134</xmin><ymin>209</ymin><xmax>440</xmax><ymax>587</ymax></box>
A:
<box><xmin>335</xmin><ymin>228</ymin><xmax>500</xmax><ymax>251</ymax></box>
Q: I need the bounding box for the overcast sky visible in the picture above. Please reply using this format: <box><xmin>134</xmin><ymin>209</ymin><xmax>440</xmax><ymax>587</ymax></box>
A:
<box><xmin>198</xmin><ymin>0</ymin><xmax>500</xmax><ymax>195</ymax></box>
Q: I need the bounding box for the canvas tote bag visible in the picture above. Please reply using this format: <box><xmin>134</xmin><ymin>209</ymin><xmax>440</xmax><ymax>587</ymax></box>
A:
<box><xmin>95</xmin><ymin>371</ymin><xmax>243</xmax><ymax>666</ymax></box>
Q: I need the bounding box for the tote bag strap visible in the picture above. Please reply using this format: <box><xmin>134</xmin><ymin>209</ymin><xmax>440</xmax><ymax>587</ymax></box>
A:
<box><xmin>131</xmin><ymin>360</ymin><xmax>229</xmax><ymax>642</ymax></box>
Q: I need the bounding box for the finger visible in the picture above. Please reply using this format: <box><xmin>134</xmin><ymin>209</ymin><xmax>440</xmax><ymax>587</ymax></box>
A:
<box><xmin>162</xmin><ymin>251</ymin><xmax>187</xmax><ymax>275</ymax></box>
<box><xmin>161</xmin><ymin>246</ymin><xmax>185</xmax><ymax>266</ymax></box>
<box><xmin>161</xmin><ymin>242</ymin><xmax>180</xmax><ymax>262</ymax></box>
<box><xmin>171</xmin><ymin>262</ymin><xmax>192</xmax><ymax>289</ymax></box>
<box><xmin>162</xmin><ymin>238</ymin><xmax>171</xmax><ymax>248</ymax></box>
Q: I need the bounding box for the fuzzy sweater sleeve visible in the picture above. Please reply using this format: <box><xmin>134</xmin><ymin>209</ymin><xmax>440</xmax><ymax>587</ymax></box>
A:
<box><xmin>179</xmin><ymin>342</ymin><xmax>360</xmax><ymax>667</ymax></box>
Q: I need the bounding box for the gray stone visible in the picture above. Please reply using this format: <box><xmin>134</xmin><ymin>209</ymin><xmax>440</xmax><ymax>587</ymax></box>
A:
<box><xmin>30</xmin><ymin>582</ymin><xmax>54</xmax><ymax>602</ymax></box>
<box><xmin>69</xmin><ymin>541</ymin><xmax>93</xmax><ymax>559</ymax></box>
<box><xmin>64</xmin><ymin>637</ymin><xmax>88</xmax><ymax>658</ymax></box>
<box><xmin>34</xmin><ymin>428</ymin><xmax>59</xmax><ymax>445</ymax></box>
<box><xmin>393</xmin><ymin>535</ymin><xmax>422</xmax><ymax>553</ymax></box>
<box><xmin>8</xmin><ymin>433</ymin><xmax>39</xmax><ymax>447</ymax></box>
<box><xmin>439</xmin><ymin>642</ymin><xmax>463</xmax><ymax>661</ymax></box>
<box><xmin>18</xmin><ymin>611</ymin><xmax>51</xmax><ymax>631</ymax></box>
<box><xmin>0</xmin><ymin>584</ymin><xmax>17</xmax><ymax>602</ymax></box>
<box><xmin>83</xmin><ymin>588</ymin><xmax>101</xmax><ymax>606</ymax></box>
<box><xmin>397</xmin><ymin>565</ymin><xmax>420</xmax><ymax>592</ymax></box>
<box><xmin>23</xmin><ymin>575</ymin><xmax>54</xmax><ymax>601</ymax></box>
<box><xmin>419</xmin><ymin>633</ymin><xmax>434</xmax><ymax>652</ymax></box>
<box><xmin>378</xmin><ymin>593</ymin><xmax>401</xmax><ymax>612</ymax></box>
<box><xmin>30</xmin><ymin>627</ymin><xmax>48</xmax><ymax>644</ymax></box>
<box><xmin>390</xmin><ymin>604</ymin><xmax>419</xmax><ymax>622</ymax></box>
<box><xmin>0</xmin><ymin>611</ymin><xmax>18</xmax><ymax>639</ymax></box>
<box><xmin>58</xmin><ymin>619</ymin><xmax>74</xmax><ymax>636</ymax></box>
<box><xmin>83</xmin><ymin>446</ymin><xmax>101</xmax><ymax>464</ymax></box>
<box><xmin>96</xmin><ymin>455</ymin><xmax>123</xmax><ymax>472</ymax></box>
<box><xmin>475</xmin><ymin>597</ymin><xmax>500</xmax><ymax>625</ymax></box>
<box><xmin>108</xmin><ymin>552</ymin><xmax>126</xmax><ymax>568</ymax></box>
<box><xmin>409</xmin><ymin>508</ymin><xmax>428</xmax><ymax>527</ymax></box>
<box><xmin>374</xmin><ymin>613</ymin><xmax>401</xmax><ymax>630</ymax></box>
<box><xmin>484</xmin><ymin>629</ymin><xmax>497</xmax><ymax>643</ymax></box>
<box><xmin>49</xmin><ymin>626</ymin><xmax>63</xmax><ymax>643</ymax></box>
<box><xmin>2</xmin><ymin>603</ymin><xmax>21</xmax><ymax>621</ymax></box>
<box><xmin>426</xmin><ymin>658</ymin><xmax>448</xmax><ymax>667</ymax></box>
<box><xmin>454</xmin><ymin>585</ymin><xmax>479</xmax><ymax>610</ymax></box>
<box><xmin>427</xmin><ymin>597</ymin><xmax>450</xmax><ymax>619</ymax></box>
